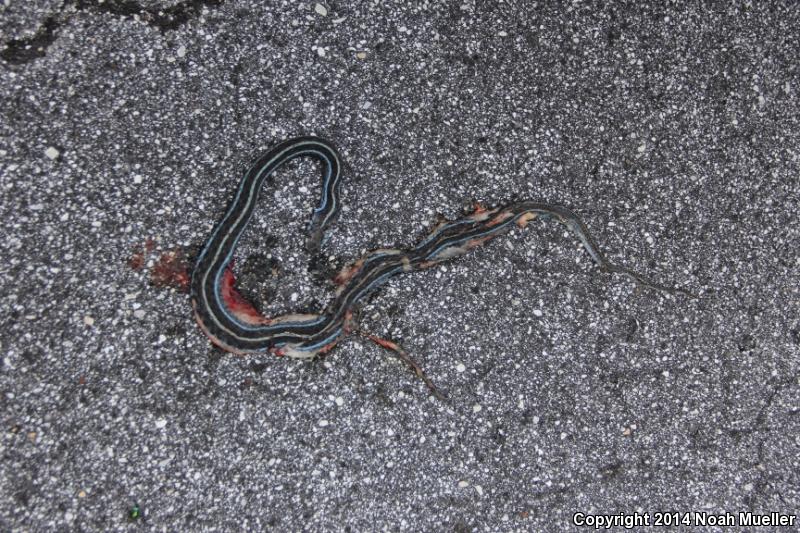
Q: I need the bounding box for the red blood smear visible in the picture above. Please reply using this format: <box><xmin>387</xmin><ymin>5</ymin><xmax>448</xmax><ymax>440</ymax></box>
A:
<box><xmin>128</xmin><ymin>247</ymin><xmax>145</xmax><ymax>270</ymax></box>
<box><xmin>218</xmin><ymin>267</ymin><xmax>267</xmax><ymax>325</ymax></box>
<box><xmin>150</xmin><ymin>250</ymin><xmax>190</xmax><ymax>293</ymax></box>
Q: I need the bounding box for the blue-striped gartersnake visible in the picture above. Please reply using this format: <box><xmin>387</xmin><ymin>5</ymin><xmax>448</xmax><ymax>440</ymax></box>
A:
<box><xmin>192</xmin><ymin>137</ymin><xmax>691</xmax><ymax>397</ymax></box>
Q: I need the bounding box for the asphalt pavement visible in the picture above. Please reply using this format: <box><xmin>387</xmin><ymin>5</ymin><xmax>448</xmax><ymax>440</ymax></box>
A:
<box><xmin>1</xmin><ymin>1</ymin><xmax>798</xmax><ymax>531</ymax></box>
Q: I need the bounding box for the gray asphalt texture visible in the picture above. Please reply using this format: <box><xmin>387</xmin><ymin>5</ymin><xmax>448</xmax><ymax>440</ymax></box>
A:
<box><xmin>2</xmin><ymin>1</ymin><xmax>799</xmax><ymax>531</ymax></box>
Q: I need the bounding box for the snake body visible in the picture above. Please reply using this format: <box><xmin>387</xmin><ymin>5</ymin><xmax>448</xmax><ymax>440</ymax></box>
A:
<box><xmin>192</xmin><ymin>136</ymin><xmax>685</xmax><ymax>358</ymax></box>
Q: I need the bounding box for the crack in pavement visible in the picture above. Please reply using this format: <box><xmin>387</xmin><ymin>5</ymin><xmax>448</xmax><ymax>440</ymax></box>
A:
<box><xmin>1</xmin><ymin>0</ymin><xmax>225</xmax><ymax>65</ymax></box>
